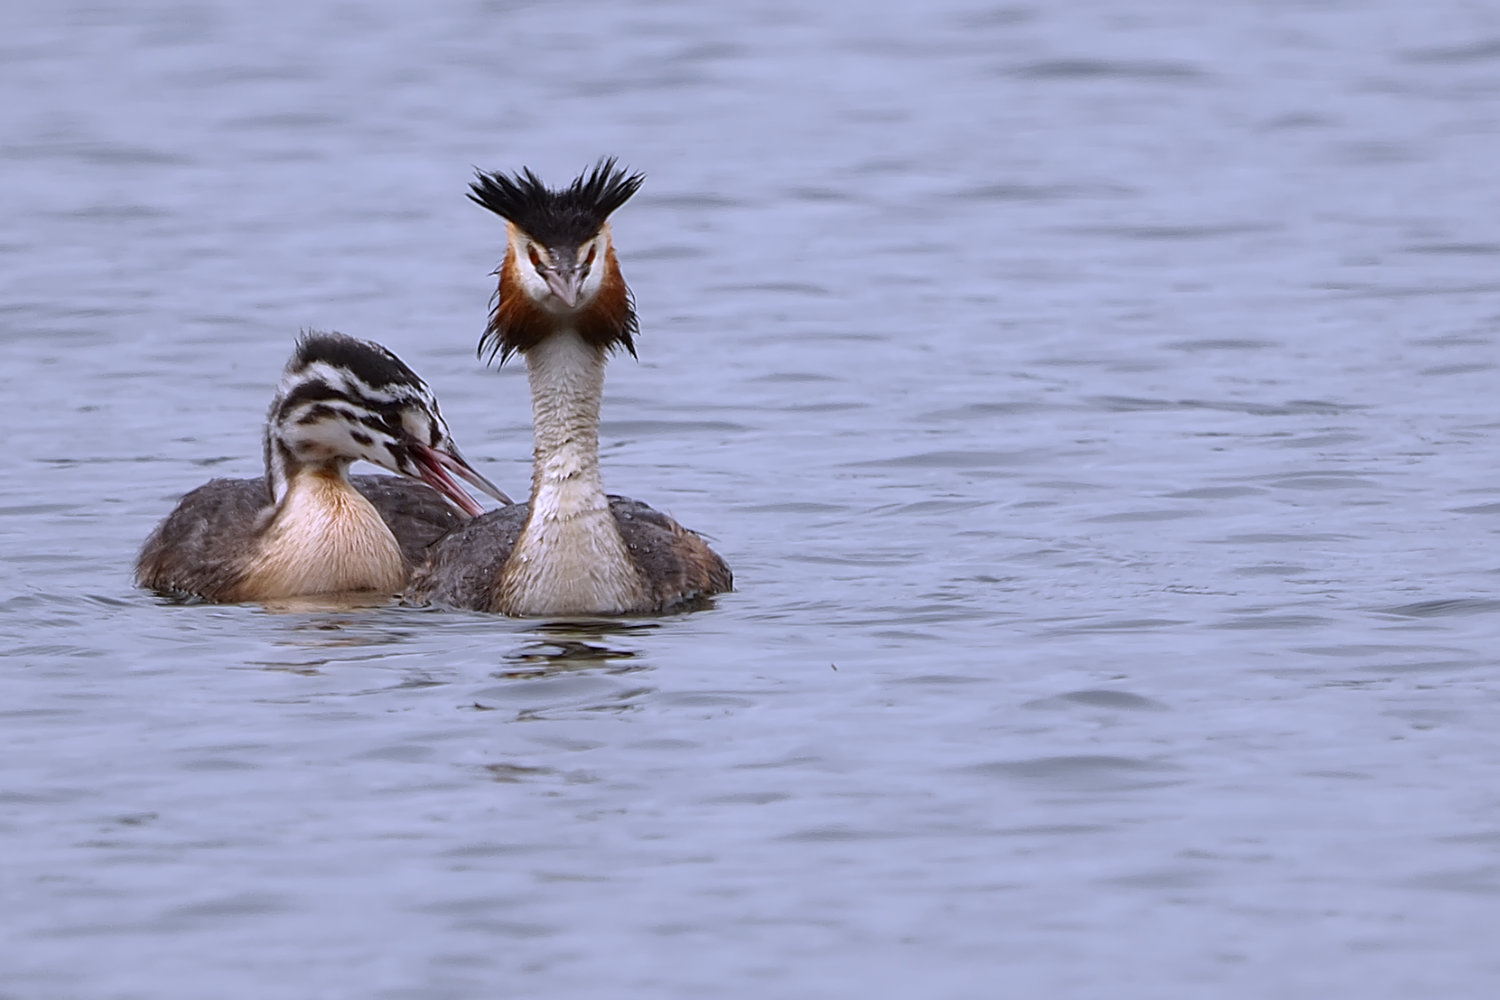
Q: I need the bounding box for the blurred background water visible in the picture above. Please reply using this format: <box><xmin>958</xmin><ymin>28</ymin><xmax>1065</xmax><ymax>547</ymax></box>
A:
<box><xmin>2</xmin><ymin>0</ymin><xmax>1499</xmax><ymax>996</ymax></box>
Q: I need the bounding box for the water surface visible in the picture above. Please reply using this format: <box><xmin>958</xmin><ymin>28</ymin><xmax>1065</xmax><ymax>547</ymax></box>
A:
<box><xmin>3</xmin><ymin>1</ymin><xmax>1499</xmax><ymax>997</ymax></box>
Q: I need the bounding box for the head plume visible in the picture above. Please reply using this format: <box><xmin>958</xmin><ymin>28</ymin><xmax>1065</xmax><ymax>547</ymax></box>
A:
<box><xmin>470</xmin><ymin>159</ymin><xmax>642</xmax><ymax>365</ymax></box>
<box><xmin>468</xmin><ymin>157</ymin><xmax>644</xmax><ymax>248</ymax></box>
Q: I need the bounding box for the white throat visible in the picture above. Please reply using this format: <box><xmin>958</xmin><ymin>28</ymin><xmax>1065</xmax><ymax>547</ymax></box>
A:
<box><xmin>499</xmin><ymin>329</ymin><xmax>646</xmax><ymax>615</ymax></box>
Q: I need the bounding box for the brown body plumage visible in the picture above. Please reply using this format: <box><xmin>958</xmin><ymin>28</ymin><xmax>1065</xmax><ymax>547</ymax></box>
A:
<box><xmin>136</xmin><ymin>474</ymin><xmax>472</xmax><ymax>602</ymax></box>
<box><xmin>407</xmin><ymin>160</ymin><xmax>730</xmax><ymax>616</ymax></box>
<box><xmin>409</xmin><ymin>495</ymin><xmax>731</xmax><ymax>614</ymax></box>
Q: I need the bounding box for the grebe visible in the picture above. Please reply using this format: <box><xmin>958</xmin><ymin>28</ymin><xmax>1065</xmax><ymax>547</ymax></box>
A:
<box><xmin>406</xmin><ymin>159</ymin><xmax>731</xmax><ymax>615</ymax></box>
<box><xmin>136</xmin><ymin>331</ymin><xmax>509</xmax><ymax>602</ymax></box>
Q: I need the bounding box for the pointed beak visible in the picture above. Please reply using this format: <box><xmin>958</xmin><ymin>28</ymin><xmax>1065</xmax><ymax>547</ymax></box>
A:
<box><xmin>433</xmin><ymin>444</ymin><xmax>512</xmax><ymax>506</ymax></box>
<box><xmin>409</xmin><ymin>441</ymin><xmax>512</xmax><ymax>518</ymax></box>
<box><xmin>543</xmin><ymin>267</ymin><xmax>582</xmax><ymax>309</ymax></box>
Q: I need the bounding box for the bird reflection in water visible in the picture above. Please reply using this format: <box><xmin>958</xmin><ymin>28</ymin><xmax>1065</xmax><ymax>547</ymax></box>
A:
<box><xmin>491</xmin><ymin>618</ymin><xmax>655</xmax><ymax>678</ymax></box>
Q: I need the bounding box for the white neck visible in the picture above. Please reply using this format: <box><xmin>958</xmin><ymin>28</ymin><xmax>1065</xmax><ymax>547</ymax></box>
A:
<box><xmin>527</xmin><ymin>329</ymin><xmax>610</xmax><ymax>506</ymax></box>
<box><xmin>498</xmin><ymin>329</ymin><xmax>646</xmax><ymax>615</ymax></box>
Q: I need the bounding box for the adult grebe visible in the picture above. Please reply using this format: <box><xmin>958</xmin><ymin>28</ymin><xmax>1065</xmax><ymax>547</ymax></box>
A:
<box><xmin>137</xmin><ymin>331</ymin><xmax>509</xmax><ymax>602</ymax></box>
<box><xmin>406</xmin><ymin>159</ymin><xmax>731</xmax><ymax>615</ymax></box>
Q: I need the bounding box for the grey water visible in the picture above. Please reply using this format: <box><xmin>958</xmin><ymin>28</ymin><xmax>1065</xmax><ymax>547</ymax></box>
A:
<box><xmin>2</xmin><ymin>0</ymin><xmax>1499</xmax><ymax>996</ymax></box>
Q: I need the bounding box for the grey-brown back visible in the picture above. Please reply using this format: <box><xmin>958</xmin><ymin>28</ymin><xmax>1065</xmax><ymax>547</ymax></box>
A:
<box><xmin>403</xmin><ymin>503</ymin><xmax>530</xmax><ymax>609</ymax></box>
<box><xmin>610</xmin><ymin>497</ymin><xmax>732</xmax><ymax>612</ymax></box>
<box><xmin>136</xmin><ymin>474</ymin><xmax>469</xmax><ymax>601</ymax></box>
<box><xmin>135</xmin><ymin>477</ymin><xmax>270</xmax><ymax>600</ymax></box>
<box><xmin>405</xmin><ymin>496</ymin><xmax>731</xmax><ymax>614</ymax></box>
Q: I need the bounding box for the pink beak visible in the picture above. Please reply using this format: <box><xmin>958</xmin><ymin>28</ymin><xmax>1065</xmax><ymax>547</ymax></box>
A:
<box><xmin>409</xmin><ymin>442</ymin><xmax>511</xmax><ymax>518</ymax></box>
<box><xmin>544</xmin><ymin>268</ymin><xmax>582</xmax><ymax>308</ymax></box>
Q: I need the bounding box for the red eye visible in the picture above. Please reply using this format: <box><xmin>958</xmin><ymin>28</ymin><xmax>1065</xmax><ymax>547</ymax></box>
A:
<box><xmin>527</xmin><ymin>246</ymin><xmax>543</xmax><ymax>268</ymax></box>
<box><xmin>585</xmin><ymin>246</ymin><xmax>597</xmax><ymax>265</ymax></box>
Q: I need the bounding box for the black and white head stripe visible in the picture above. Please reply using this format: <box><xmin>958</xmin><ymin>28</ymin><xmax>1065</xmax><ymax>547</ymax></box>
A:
<box><xmin>468</xmin><ymin>157</ymin><xmax>644</xmax><ymax>247</ymax></box>
<box><xmin>264</xmin><ymin>332</ymin><xmax>454</xmax><ymax>499</ymax></box>
<box><xmin>282</xmin><ymin>331</ymin><xmax>432</xmax><ymax>405</ymax></box>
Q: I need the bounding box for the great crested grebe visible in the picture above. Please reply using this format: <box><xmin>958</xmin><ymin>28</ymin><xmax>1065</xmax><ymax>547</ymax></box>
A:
<box><xmin>406</xmin><ymin>159</ymin><xmax>731</xmax><ymax>616</ymax></box>
<box><xmin>137</xmin><ymin>331</ymin><xmax>509</xmax><ymax>602</ymax></box>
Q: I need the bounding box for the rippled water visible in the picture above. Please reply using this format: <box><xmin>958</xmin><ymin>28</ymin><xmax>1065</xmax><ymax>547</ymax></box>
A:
<box><xmin>4</xmin><ymin>1</ymin><xmax>1500</xmax><ymax>996</ymax></box>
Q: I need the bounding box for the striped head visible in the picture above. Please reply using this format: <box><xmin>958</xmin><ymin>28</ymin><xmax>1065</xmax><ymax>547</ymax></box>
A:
<box><xmin>468</xmin><ymin>158</ymin><xmax>642</xmax><ymax>363</ymax></box>
<box><xmin>264</xmin><ymin>332</ymin><xmax>508</xmax><ymax>516</ymax></box>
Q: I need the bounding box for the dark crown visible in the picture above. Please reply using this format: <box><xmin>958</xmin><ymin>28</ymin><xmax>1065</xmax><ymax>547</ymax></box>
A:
<box><xmin>468</xmin><ymin>158</ymin><xmax>644</xmax><ymax>247</ymax></box>
<box><xmin>287</xmin><ymin>331</ymin><xmax>427</xmax><ymax>394</ymax></box>
<box><xmin>272</xmin><ymin>331</ymin><xmax>441</xmax><ymax>441</ymax></box>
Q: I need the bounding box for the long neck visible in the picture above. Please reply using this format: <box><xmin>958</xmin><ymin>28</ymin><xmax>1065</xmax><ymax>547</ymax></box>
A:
<box><xmin>497</xmin><ymin>328</ymin><xmax>647</xmax><ymax>615</ymax></box>
<box><xmin>526</xmin><ymin>329</ymin><xmax>609</xmax><ymax>512</ymax></box>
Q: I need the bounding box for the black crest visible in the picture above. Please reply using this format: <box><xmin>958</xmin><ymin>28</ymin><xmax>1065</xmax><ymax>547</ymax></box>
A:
<box><xmin>468</xmin><ymin>157</ymin><xmax>644</xmax><ymax>247</ymax></box>
<box><xmin>289</xmin><ymin>331</ymin><xmax>425</xmax><ymax>393</ymax></box>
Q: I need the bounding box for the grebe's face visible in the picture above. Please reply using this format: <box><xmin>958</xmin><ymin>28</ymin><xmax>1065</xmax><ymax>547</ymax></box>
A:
<box><xmin>511</xmin><ymin>227</ymin><xmax>609</xmax><ymax>313</ymax></box>
<box><xmin>268</xmin><ymin>335</ymin><xmax>510</xmax><ymax>515</ymax></box>
<box><xmin>283</xmin><ymin>405</ymin><xmax>393</xmax><ymax>468</ymax></box>
<box><xmin>276</xmin><ymin>401</ymin><xmax>504</xmax><ymax>518</ymax></box>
